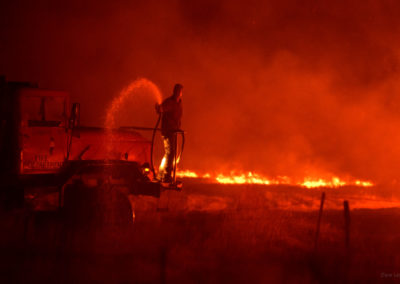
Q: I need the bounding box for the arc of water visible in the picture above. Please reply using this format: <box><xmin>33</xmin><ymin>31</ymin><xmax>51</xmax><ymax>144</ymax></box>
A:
<box><xmin>104</xmin><ymin>78</ymin><xmax>163</xmax><ymax>160</ymax></box>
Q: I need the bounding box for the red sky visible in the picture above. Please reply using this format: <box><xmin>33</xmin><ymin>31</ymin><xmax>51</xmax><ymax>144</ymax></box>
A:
<box><xmin>2</xmin><ymin>0</ymin><xmax>400</xmax><ymax>182</ymax></box>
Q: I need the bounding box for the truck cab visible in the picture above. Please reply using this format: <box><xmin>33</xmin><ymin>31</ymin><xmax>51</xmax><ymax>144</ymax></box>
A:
<box><xmin>19</xmin><ymin>87</ymin><xmax>70</xmax><ymax>174</ymax></box>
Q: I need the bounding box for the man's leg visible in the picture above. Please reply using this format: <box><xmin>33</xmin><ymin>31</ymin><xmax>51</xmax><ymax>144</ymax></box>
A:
<box><xmin>158</xmin><ymin>136</ymin><xmax>169</xmax><ymax>181</ymax></box>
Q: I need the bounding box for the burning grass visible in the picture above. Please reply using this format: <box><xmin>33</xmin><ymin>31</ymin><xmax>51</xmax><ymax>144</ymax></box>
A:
<box><xmin>176</xmin><ymin>170</ymin><xmax>374</xmax><ymax>189</ymax></box>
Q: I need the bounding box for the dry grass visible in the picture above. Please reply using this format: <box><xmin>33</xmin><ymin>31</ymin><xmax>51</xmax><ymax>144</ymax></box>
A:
<box><xmin>1</xmin><ymin>182</ymin><xmax>400</xmax><ymax>283</ymax></box>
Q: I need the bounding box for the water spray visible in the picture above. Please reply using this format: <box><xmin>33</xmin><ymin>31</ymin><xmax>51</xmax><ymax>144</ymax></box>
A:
<box><xmin>104</xmin><ymin>78</ymin><xmax>184</xmax><ymax>187</ymax></box>
<box><xmin>104</xmin><ymin>78</ymin><xmax>162</xmax><ymax>160</ymax></box>
<box><xmin>105</xmin><ymin>78</ymin><xmax>162</xmax><ymax>130</ymax></box>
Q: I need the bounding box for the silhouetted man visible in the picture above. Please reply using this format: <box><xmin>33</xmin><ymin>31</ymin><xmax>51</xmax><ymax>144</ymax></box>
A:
<box><xmin>155</xmin><ymin>84</ymin><xmax>183</xmax><ymax>183</ymax></box>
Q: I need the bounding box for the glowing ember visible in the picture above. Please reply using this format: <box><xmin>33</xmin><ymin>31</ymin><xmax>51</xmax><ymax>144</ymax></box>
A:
<box><xmin>177</xmin><ymin>170</ymin><xmax>374</xmax><ymax>188</ymax></box>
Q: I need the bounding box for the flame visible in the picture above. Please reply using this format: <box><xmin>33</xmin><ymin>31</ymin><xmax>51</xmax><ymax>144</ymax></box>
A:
<box><xmin>301</xmin><ymin>177</ymin><xmax>346</xmax><ymax>188</ymax></box>
<box><xmin>216</xmin><ymin>172</ymin><xmax>273</xmax><ymax>185</ymax></box>
<box><xmin>176</xmin><ymin>170</ymin><xmax>198</xmax><ymax>178</ymax></box>
<box><xmin>177</xmin><ymin>170</ymin><xmax>211</xmax><ymax>179</ymax></box>
<box><xmin>177</xmin><ymin>170</ymin><xmax>374</xmax><ymax>188</ymax></box>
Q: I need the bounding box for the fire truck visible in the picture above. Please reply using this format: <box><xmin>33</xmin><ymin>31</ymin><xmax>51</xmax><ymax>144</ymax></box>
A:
<box><xmin>0</xmin><ymin>77</ymin><xmax>164</xmax><ymax>226</ymax></box>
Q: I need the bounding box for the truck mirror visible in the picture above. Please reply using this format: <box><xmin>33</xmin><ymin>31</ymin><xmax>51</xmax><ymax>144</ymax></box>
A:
<box><xmin>70</xmin><ymin>103</ymin><xmax>80</xmax><ymax>128</ymax></box>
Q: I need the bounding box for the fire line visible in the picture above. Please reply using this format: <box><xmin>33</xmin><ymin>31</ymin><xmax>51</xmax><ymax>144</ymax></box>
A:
<box><xmin>176</xmin><ymin>170</ymin><xmax>374</xmax><ymax>188</ymax></box>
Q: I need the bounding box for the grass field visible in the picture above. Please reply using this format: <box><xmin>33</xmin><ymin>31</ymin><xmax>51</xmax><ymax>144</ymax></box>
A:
<box><xmin>1</xmin><ymin>179</ymin><xmax>400</xmax><ymax>283</ymax></box>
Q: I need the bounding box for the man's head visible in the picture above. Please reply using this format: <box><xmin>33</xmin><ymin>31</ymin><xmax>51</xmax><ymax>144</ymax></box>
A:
<box><xmin>173</xmin><ymin>83</ymin><xmax>183</xmax><ymax>100</ymax></box>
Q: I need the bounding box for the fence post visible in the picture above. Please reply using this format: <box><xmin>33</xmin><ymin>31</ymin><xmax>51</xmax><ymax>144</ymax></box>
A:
<box><xmin>160</xmin><ymin>246</ymin><xmax>167</xmax><ymax>284</ymax></box>
<box><xmin>343</xmin><ymin>200</ymin><xmax>350</xmax><ymax>251</ymax></box>
<box><xmin>314</xmin><ymin>192</ymin><xmax>326</xmax><ymax>251</ymax></box>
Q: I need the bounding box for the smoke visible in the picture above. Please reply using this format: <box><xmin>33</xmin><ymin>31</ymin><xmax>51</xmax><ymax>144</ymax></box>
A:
<box><xmin>1</xmin><ymin>0</ymin><xmax>400</xmax><ymax>182</ymax></box>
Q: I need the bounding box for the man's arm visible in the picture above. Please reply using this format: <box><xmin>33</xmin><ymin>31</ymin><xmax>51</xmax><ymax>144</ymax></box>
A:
<box><xmin>155</xmin><ymin>99</ymin><xmax>174</xmax><ymax>113</ymax></box>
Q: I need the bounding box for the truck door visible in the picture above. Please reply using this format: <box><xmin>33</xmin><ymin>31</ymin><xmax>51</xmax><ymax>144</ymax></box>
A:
<box><xmin>19</xmin><ymin>89</ymin><xmax>69</xmax><ymax>174</ymax></box>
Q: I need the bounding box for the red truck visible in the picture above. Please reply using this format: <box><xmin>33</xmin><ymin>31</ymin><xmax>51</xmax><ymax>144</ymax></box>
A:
<box><xmin>0</xmin><ymin>77</ymin><xmax>161</xmax><ymax>223</ymax></box>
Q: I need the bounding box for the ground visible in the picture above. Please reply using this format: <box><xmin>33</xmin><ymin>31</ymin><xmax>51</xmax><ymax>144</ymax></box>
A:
<box><xmin>1</xmin><ymin>179</ymin><xmax>400</xmax><ymax>283</ymax></box>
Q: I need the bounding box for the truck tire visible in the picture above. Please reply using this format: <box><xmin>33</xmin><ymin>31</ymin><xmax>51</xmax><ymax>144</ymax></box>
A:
<box><xmin>63</xmin><ymin>180</ymin><xmax>134</xmax><ymax>230</ymax></box>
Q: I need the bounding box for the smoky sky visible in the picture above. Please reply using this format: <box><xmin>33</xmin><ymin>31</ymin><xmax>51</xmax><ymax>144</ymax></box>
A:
<box><xmin>2</xmin><ymin>0</ymin><xmax>400</xmax><ymax>182</ymax></box>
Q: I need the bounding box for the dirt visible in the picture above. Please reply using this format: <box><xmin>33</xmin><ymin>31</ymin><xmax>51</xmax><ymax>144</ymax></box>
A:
<box><xmin>1</xmin><ymin>180</ymin><xmax>400</xmax><ymax>283</ymax></box>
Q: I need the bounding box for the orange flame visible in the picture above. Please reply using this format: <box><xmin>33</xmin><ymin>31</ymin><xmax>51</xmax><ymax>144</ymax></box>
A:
<box><xmin>177</xmin><ymin>170</ymin><xmax>211</xmax><ymax>179</ymax></box>
<box><xmin>177</xmin><ymin>170</ymin><xmax>374</xmax><ymax>188</ymax></box>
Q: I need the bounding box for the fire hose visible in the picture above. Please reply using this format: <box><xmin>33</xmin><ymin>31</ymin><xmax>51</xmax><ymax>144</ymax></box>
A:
<box><xmin>150</xmin><ymin>113</ymin><xmax>162</xmax><ymax>178</ymax></box>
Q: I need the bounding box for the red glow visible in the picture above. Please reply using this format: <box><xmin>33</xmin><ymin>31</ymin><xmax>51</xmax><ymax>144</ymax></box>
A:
<box><xmin>177</xmin><ymin>170</ymin><xmax>374</xmax><ymax>188</ymax></box>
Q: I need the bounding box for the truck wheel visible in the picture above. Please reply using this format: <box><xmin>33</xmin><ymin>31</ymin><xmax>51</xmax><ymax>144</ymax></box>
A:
<box><xmin>63</xmin><ymin>180</ymin><xmax>134</xmax><ymax>230</ymax></box>
<box><xmin>0</xmin><ymin>186</ymin><xmax>24</xmax><ymax>211</ymax></box>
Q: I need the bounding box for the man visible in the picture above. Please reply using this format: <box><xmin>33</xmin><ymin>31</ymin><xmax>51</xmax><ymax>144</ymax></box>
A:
<box><xmin>155</xmin><ymin>83</ymin><xmax>183</xmax><ymax>183</ymax></box>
